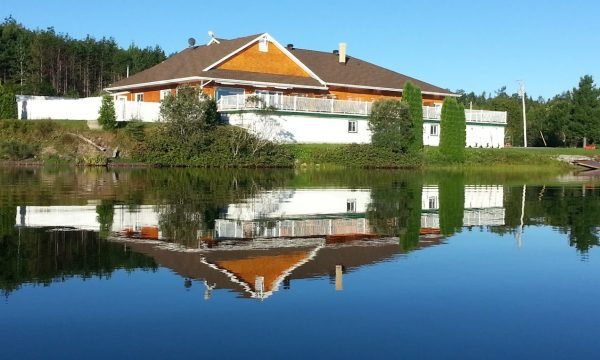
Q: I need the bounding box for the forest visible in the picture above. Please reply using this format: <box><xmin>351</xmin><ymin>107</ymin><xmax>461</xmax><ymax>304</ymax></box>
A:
<box><xmin>0</xmin><ymin>16</ymin><xmax>166</xmax><ymax>97</ymax></box>
<box><xmin>1</xmin><ymin>17</ymin><xmax>599</xmax><ymax>147</ymax></box>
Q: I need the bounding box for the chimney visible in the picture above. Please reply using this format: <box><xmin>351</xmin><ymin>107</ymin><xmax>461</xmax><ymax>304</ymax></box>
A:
<box><xmin>338</xmin><ymin>42</ymin><xmax>347</xmax><ymax>64</ymax></box>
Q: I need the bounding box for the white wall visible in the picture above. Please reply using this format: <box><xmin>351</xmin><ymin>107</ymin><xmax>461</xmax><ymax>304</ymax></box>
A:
<box><xmin>17</xmin><ymin>96</ymin><xmax>102</xmax><ymax>121</ymax></box>
<box><xmin>16</xmin><ymin>96</ymin><xmax>160</xmax><ymax>122</ymax></box>
<box><xmin>224</xmin><ymin>112</ymin><xmax>505</xmax><ymax>148</ymax></box>
<box><xmin>223</xmin><ymin>113</ymin><xmax>372</xmax><ymax>144</ymax></box>
<box><xmin>466</xmin><ymin>124</ymin><xmax>504</xmax><ymax>148</ymax></box>
<box><xmin>224</xmin><ymin>189</ymin><xmax>372</xmax><ymax>220</ymax></box>
<box><xmin>16</xmin><ymin>205</ymin><xmax>160</xmax><ymax>232</ymax></box>
<box><xmin>421</xmin><ymin>185</ymin><xmax>504</xmax><ymax>210</ymax></box>
<box><xmin>423</xmin><ymin>123</ymin><xmax>440</xmax><ymax>146</ymax></box>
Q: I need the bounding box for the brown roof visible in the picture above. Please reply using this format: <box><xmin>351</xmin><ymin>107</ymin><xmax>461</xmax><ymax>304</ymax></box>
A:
<box><xmin>107</xmin><ymin>33</ymin><xmax>453</xmax><ymax>95</ymax></box>
<box><xmin>108</xmin><ymin>34</ymin><xmax>263</xmax><ymax>88</ymax></box>
<box><xmin>291</xmin><ymin>48</ymin><xmax>452</xmax><ymax>95</ymax></box>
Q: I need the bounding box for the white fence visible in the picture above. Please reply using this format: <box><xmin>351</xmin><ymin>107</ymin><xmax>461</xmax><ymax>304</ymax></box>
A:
<box><xmin>16</xmin><ymin>95</ymin><xmax>160</xmax><ymax>122</ymax></box>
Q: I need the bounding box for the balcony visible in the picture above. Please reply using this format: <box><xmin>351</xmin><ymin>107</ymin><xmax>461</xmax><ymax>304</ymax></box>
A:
<box><xmin>218</xmin><ymin>94</ymin><xmax>372</xmax><ymax>116</ymax></box>
<box><xmin>218</xmin><ymin>94</ymin><xmax>507</xmax><ymax>124</ymax></box>
<box><xmin>423</xmin><ymin>106</ymin><xmax>507</xmax><ymax>124</ymax></box>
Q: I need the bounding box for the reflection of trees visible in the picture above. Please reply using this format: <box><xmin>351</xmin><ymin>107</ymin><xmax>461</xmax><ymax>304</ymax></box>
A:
<box><xmin>537</xmin><ymin>186</ymin><xmax>600</xmax><ymax>253</ymax></box>
<box><xmin>96</xmin><ymin>200</ymin><xmax>115</xmax><ymax>239</ymax></box>
<box><xmin>142</xmin><ymin>169</ymin><xmax>295</xmax><ymax>246</ymax></box>
<box><xmin>0</xmin><ymin>225</ymin><xmax>157</xmax><ymax>296</ymax></box>
<box><xmin>497</xmin><ymin>185</ymin><xmax>600</xmax><ymax>253</ymax></box>
<box><xmin>366</xmin><ymin>173</ymin><xmax>422</xmax><ymax>251</ymax></box>
<box><xmin>439</xmin><ymin>175</ymin><xmax>465</xmax><ymax>236</ymax></box>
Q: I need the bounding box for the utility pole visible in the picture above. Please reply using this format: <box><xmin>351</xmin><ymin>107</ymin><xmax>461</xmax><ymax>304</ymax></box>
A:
<box><xmin>518</xmin><ymin>80</ymin><xmax>527</xmax><ymax>147</ymax></box>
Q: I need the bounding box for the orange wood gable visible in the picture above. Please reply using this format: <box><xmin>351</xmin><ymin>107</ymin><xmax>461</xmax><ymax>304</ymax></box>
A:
<box><xmin>216</xmin><ymin>41</ymin><xmax>311</xmax><ymax>78</ymax></box>
<box><xmin>215</xmin><ymin>250</ymin><xmax>312</xmax><ymax>292</ymax></box>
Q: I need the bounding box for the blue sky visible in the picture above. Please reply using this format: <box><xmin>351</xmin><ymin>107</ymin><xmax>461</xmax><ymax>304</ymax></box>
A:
<box><xmin>3</xmin><ymin>0</ymin><xmax>599</xmax><ymax>99</ymax></box>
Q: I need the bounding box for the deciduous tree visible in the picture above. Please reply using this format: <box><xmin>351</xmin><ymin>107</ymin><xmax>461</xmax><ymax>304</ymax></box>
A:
<box><xmin>368</xmin><ymin>99</ymin><xmax>413</xmax><ymax>153</ymax></box>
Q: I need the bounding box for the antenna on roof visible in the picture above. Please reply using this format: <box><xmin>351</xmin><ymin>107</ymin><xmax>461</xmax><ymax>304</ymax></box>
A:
<box><xmin>207</xmin><ymin>31</ymin><xmax>220</xmax><ymax>45</ymax></box>
<box><xmin>188</xmin><ymin>37</ymin><xmax>196</xmax><ymax>47</ymax></box>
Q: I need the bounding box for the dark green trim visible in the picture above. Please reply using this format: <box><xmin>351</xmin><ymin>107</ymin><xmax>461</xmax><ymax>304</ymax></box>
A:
<box><xmin>219</xmin><ymin>109</ymin><xmax>368</xmax><ymax>119</ymax></box>
<box><xmin>423</xmin><ymin>119</ymin><xmax>506</xmax><ymax>127</ymax></box>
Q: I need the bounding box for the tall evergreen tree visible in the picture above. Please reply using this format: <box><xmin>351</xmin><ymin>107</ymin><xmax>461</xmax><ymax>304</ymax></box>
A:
<box><xmin>440</xmin><ymin>97</ymin><xmax>466</xmax><ymax>162</ymax></box>
<box><xmin>0</xmin><ymin>84</ymin><xmax>17</xmax><ymax>119</ymax></box>
<box><xmin>403</xmin><ymin>81</ymin><xmax>424</xmax><ymax>152</ymax></box>
<box><xmin>570</xmin><ymin>75</ymin><xmax>600</xmax><ymax>145</ymax></box>
<box><xmin>98</xmin><ymin>94</ymin><xmax>116</xmax><ymax>129</ymax></box>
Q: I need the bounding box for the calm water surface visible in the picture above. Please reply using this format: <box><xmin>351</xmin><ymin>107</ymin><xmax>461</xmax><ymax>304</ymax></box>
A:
<box><xmin>1</xmin><ymin>167</ymin><xmax>600</xmax><ymax>359</ymax></box>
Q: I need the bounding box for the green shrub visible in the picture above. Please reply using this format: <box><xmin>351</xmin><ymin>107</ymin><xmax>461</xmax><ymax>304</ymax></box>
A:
<box><xmin>78</xmin><ymin>154</ymin><xmax>108</xmax><ymax>166</ymax></box>
<box><xmin>125</xmin><ymin>121</ymin><xmax>145</xmax><ymax>141</ymax></box>
<box><xmin>0</xmin><ymin>140</ymin><xmax>39</xmax><ymax>160</ymax></box>
<box><xmin>440</xmin><ymin>97</ymin><xmax>466</xmax><ymax>162</ymax></box>
<box><xmin>368</xmin><ymin>99</ymin><xmax>414</xmax><ymax>153</ymax></box>
<box><xmin>287</xmin><ymin>143</ymin><xmax>423</xmax><ymax>168</ymax></box>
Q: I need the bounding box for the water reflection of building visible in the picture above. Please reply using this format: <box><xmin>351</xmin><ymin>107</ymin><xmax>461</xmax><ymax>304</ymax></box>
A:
<box><xmin>16</xmin><ymin>204</ymin><xmax>162</xmax><ymax>237</ymax></box>
<box><xmin>119</xmin><ymin>237</ymin><xmax>421</xmax><ymax>300</ymax></box>
<box><xmin>217</xmin><ymin>186</ymin><xmax>506</xmax><ymax>239</ymax></box>
<box><xmin>216</xmin><ymin>189</ymin><xmax>371</xmax><ymax>239</ymax></box>
<box><xmin>16</xmin><ymin>185</ymin><xmax>505</xmax><ymax>240</ymax></box>
<box><xmin>12</xmin><ymin>185</ymin><xmax>506</xmax><ymax>300</ymax></box>
<box><xmin>421</xmin><ymin>185</ymin><xmax>505</xmax><ymax>228</ymax></box>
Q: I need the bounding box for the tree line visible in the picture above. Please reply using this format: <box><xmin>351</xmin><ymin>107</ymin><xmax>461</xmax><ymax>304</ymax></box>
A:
<box><xmin>0</xmin><ymin>16</ymin><xmax>166</xmax><ymax>98</ymax></box>
<box><xmin>457</xmin><ymin>75</ymin><xmax>600</xmax><ymax>147</ymax></box>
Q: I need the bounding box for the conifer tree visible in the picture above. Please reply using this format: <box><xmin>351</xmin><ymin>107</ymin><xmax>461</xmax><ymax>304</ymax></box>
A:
<box><xmin>98</xmin><ymin>94</ymin><xmax>117</xmax><ymax>129</ymax></box>
<box><xmin>440</xmin><ymin>97</ymin><xmax>466</xmax><ymax>162</ymax></box>
<box><xmin>0</xmin><ymin>84</ymin><xmax>17</xmax><ymax>119</ymax></box>
<box><xmin>403</xmin><ymin>81</ymin><xmax>424</xmax><ymax>152</ymax></box>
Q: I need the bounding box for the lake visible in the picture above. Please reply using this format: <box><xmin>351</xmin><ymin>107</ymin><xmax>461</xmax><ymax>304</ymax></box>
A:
<box><xmin>1</xmin><ymin>167</ymin><xmax>600</xmax><ymax>359</ymax></box>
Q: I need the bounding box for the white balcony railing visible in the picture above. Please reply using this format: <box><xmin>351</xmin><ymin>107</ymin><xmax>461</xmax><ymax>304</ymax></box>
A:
<box><xmin>218</xmin><ymin>94</ymin><xmax>507</xmax><ymax>124</ymax></box>
<box><xmin>218</xmin><ymin>94</ymin><xmax>372</xmax><ymax>116</ymax></box>
<box><xmin>422</xmin><ymin>106</ymin><xmax>507</xmax><ymax>124</ymax></box>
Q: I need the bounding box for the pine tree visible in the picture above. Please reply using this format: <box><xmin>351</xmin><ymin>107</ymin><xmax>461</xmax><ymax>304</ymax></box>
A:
<box><xmin>440</xmin><ymin>97</ymin><xmax>466</xmax><ymax>162</ymax></box>
<box><xmin>98</xmin><ymin>94</ymin><xmax>116</xmax><ymax>129</ymax></box>
<box><xmin>403</xmin><ymin>81</ymin><xmax>424</xmax><ymax>152</ymax></box>
<box><xmin>570</xmin><ymin>75</ymin><xmax>600</xmax><ymax>145</ymax></box>
<box><xmin>0</xmin><ymin>84</ymin><xmax>17</xmax><ymax>119</ymax></box>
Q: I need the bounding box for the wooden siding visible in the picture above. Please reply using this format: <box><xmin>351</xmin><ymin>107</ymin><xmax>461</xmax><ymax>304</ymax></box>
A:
<box><xmin>217</xmin><ymin>41</ymin><xmax>311</xmax><ymax>78</ymax></box>
<box><xmin>329</xmin><ymin>86</ymin><xmax>444</xmax><ymax>105</ymax></box>
<box><xmin>125</xmin><ymin>83</ymin><xmax>443</xmax><ymax>107</ymax></box>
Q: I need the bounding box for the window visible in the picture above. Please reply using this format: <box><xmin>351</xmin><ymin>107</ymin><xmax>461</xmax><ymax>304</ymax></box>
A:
<box><xmin>430</xmin><ymin>124</ymin><xmax>439</xmax><ymax>136</ymax></box>
<box><xmin>259</xmin><ymin>37</ymin><xmax>268</xmax><ymax>52</ymax></box>
<box><xmin>159</xmin><ymin>89</ymin><xmax>172</xmax><ymax>101</ymax></box>
<box><xmin>135</xmin><ymin>93</ymin><xmax>144</xmax><ymax>102</ymax></box>
<box><xmin>348</xmin><ymin>120</ymin><xmax>357</xmax><ymax>133</ymax></box>
<box><xmin>215</xmin><ymin>87</ymin><xmax>245</xmax><ymax>100</ymax></box>
<box><xmin>255</xmin><ymin>90</ymin><xmax>283</xmax><ymax>107</ymax></box>
<box><xmin>428</xmin><ymin>196</ymin><xmax>438</xmax><ymax>209</ymax></box>
<box><xmin>346</xmin><ymin>199</ymin><xmax>357</xmax><ymax>213</ymax></box>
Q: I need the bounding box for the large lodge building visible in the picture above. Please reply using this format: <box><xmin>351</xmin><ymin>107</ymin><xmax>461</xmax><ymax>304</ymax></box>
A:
<box><xmin>14</xmin><ymin>33</ymin><xmax>506</xmax><ymax>147</ymax></box>
<box><xmin>105</xmin><ymin>33</ymin><xmax>506</xmax><ymax>147</ymax></box>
